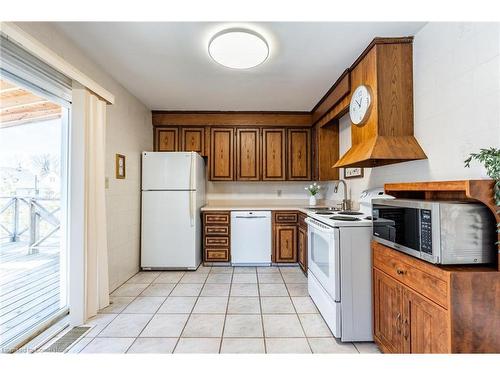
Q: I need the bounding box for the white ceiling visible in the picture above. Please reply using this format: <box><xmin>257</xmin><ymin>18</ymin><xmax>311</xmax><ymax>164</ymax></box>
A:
<box><xmin>54</xmin><ymin>22</ymin><xmax>426</xmax><ymax>111</ymax></box>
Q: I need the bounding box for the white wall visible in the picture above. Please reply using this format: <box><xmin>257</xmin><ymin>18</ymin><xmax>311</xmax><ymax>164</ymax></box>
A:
<box><xmin>337</xmin><ymin>22</ymin><xmax>500</xmax><ymax>203</ymax></box>
<box><xmin>15</xmin><ymin>22</ymin><xmax>153</xmax><ymax>291</ymax></box>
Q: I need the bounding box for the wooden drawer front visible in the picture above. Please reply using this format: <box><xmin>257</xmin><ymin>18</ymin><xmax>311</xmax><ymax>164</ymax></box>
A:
<box><xmin>205</xmin><ymin>212</ymin><xmax>230</xmax><ymax>224</ymax></box>
<box><xmin>205</xmin><ymin>226</ymin><xmax>229</xmax><ymax>236</ymax></box>
<box><xmin>206</xmin><ymin>249</ymin><xmax>229</xmax><ymax>261</ymax></box>
<box><xmin>274</xmin><ymin>211</ymin><xmax>298</xmax><ymax>224</ymax></box>
<box><xmin>373</xmin><ymin>243</ymin><xmax>449</xmax><ymax>309</ymax></box>
<box><xmin>205</xmin><ymin>236</ymin><xmax>229</xmax><ymax>247</ymax></box>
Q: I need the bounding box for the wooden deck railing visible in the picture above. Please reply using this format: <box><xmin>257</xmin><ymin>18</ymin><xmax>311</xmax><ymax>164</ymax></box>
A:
<box><xmin>0</xmin><ymin>196</ymin><xmax>60</xmax><ymax>254</ymax></box>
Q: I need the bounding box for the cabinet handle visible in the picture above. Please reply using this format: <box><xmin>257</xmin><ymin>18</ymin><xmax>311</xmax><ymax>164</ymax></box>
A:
<box><xmin>396</xmin><ymin>269</ymin><xmax>407</xmax><ymax>275</ymax></box>
<box><xmin>395</xmin><ymin>312</ymin><xmax>401</xmax><ymax>334</ymax></box>
<box><xmin>403</xmin><ymin>318</ymin><xmax>409</xmax><ymax>340</ymax></box>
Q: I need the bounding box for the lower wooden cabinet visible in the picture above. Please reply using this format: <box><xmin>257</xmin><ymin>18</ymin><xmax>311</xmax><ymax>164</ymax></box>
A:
<box><xmin>402</xmin><ymin>287</ymin><xmax>449</xmax><ymax>353</ymax></box>
<box><xmin>272</xmin><ymin>211</ymin><xmax>298</xmax><ymax>263</ymax></box>
<box><xmin>298</xmin><ymin>213</ymin><xmax>308</xmax><ymax>273</ymax></box>
<box><xmin>203</xmin><ymin>211</ymin><xmax>230</xmax><ymax>262</ymax></box>
<box><xmin>373</xmin><ymin>241</ymin><xmax>500</xmax><ymax>353</ymax></box>
<box><xmin>274</xmin><ymin>225</ymin><xmax>297</xmax><ymax>263</ymax></box>
<box><xmin>373</xmin><ymin>269</ymin><xmax>404</xmax><ymax>353</ymax></box>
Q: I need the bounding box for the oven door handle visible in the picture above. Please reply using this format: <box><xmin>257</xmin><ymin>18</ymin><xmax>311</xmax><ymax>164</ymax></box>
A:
<box><xmin>305</xmin><ymin>217</ymin><xmax>336</xmax><ymax>233</ymax></box>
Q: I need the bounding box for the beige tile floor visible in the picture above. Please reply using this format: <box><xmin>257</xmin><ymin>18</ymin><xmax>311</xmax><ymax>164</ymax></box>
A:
<box><xmin>70</xmin><ymin>265</ymin><xmax>380</xmax><ymax>354</ymax></box>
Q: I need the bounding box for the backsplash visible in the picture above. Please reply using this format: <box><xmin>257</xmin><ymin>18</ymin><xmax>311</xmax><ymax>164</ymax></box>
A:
<box><xmin>207</xmin><ymin>180</ymin><xmax>349</xmax><ymax>202</ymax></box>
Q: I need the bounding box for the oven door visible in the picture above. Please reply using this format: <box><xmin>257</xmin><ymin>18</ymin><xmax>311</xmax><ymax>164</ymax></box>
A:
<box><xmin>306</xmin><ymin>218</ymin><xmax>340</xmax><ymax>301</ymax></box>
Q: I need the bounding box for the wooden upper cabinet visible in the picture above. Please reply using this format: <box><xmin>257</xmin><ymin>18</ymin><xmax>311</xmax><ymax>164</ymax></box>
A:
<box><xmin>180</xmin><ymin>127</ymin><xmax>205</xmax><ymax>155</ymax></box>
<box><xmin>236</xmin><ymin>128</ymin><xmax>260</xmax><ymax>181</ymax></box>
<box><xmin>402</xmin><ymin>288</ymin><xmax>449</xmax><ymax>353</ymax></box>
<box><xmin>262</xmin><ymin>128</ymin><xmax>286</xmax><ymax>181</ymax></box>
<box><xmin>155</xmin><ymin>127</ymin><xmax>178</xmax><ymax>151</ymax></box>
<box><xmin>210</xmin><ymin>128</ymin><xmax>234</xmax><ymax>181</ymax></box>
<box><xmin>287</xmin><ymin>128</ymin><xmax>311</xmax><ymax>180</ymax></box>
<box><xmin>373</xmin><ymin>269</ymin><xmax>403</xmax><ymax>353</ymax></box>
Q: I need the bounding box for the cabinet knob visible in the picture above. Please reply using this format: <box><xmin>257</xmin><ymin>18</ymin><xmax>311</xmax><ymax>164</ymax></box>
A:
<box><xmin>396</xmin><ymin>269</ymin><xmax>407</xmax><ymax>275</ymax></box>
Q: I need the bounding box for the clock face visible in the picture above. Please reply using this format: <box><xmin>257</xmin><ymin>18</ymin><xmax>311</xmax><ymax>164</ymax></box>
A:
<box><xmin>349</xmin><ymin>85</ymin><xmax>372</xmax><ymax>126</ymax></box>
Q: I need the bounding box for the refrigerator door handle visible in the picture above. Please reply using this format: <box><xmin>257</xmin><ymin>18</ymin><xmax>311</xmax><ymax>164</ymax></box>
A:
<box><xmin>189</xmin><ymin>153</ymin><xmax>195</xmax><ymax>227</ymax></box>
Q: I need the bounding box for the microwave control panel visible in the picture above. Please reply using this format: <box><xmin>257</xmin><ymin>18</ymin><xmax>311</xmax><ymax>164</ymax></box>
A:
<box><xmin>420</xmin><ymin>209</ymin><xmax>432</xmax><ymax>254</ymax></box>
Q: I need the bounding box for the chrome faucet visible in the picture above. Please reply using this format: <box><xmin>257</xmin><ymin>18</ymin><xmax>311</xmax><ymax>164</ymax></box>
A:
<box><xmin>334</xmin><ymin>180</ymin><xmax>351</xmax><ymax>211</ymax></box>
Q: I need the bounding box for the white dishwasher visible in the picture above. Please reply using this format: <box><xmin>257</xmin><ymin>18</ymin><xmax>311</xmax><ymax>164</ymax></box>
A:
<box><xmin>231</xmin><ymin>211</ymin><xmax>272</xmax><ymax>265</ymax></box>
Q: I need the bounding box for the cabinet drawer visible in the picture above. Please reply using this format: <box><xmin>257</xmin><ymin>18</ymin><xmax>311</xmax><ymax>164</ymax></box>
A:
<box><xmin>274</xmin><ymin>211</ymin><xmax>298</xmax><ymax>224</ymax></box>
<box><xmin>205</xmin><ymin>212</ymin><xmax>230</xmax><ymax>224</ymax></box>
<box><xmin>205</xmin><ymin>226</ymin><xmax>229</xmax><ymax>236</ymax></box>
<box><xmin>205</xmin><ymin>236</ymin><xmax>229</xmax><ymax>247</ymax></box>
<box><xmin>206</xmin><ymin>249</ymin><xmax>229</xmax><ymax>261</ymax></box>
<box><xmin>373</xmin><ymin>243</ymin><xmax>449</xmax><ymax>308</ymax></box>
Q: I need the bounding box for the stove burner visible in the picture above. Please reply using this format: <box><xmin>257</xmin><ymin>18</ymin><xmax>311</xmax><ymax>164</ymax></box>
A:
<box><xmin>329</xmin><ymin>215</ymin><xmax>361</xmax><ymax>221</ymax></box>
<box><xmin>337</xmin><ymin>211</ymin><xmax>363</xmax><ymax>215</ymax></box>
<box><xmin>364</xmin><ymin>216</ymin><xmax>377</xmax><ymax>221</ymax></box>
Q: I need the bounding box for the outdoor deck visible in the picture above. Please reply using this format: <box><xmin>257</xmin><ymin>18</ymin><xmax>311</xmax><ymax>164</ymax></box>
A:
<box><xmin>0</xmin><ymin>241</ymin><xmax>61</xmax><ymax>349</ymax></box>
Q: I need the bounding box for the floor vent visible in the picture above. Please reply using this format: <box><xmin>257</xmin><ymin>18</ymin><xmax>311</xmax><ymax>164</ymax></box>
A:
<box><xmin>44</xmin><ymin>327</ymin><xmax>90</xmax><ymax>353</ymax></box>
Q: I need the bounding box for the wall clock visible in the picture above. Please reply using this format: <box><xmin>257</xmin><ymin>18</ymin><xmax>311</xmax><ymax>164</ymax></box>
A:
<box><xmin>349</xmin><ymin>85</ymin><xmax>373</xmax><ymax>126</ymax></box>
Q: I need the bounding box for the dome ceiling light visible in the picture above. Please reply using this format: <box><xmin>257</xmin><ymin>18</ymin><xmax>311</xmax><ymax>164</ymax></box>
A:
<box><xmin>208</xmin><ymin>29</ymin><xmax>269</xmax><ymax>69</ymax></box>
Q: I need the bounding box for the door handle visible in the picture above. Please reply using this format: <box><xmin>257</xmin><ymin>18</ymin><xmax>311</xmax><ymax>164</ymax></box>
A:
<box><xmin>403</xmin><ymin>318</ymin><xmax>409</xmax><ymax>340</ymax></box>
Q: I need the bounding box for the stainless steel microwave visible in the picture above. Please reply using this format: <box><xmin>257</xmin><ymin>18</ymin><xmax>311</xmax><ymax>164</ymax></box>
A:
<box><xmin>371</xmin><ymin>199</ymin><xmax>496</xmax><ymax>265</ymax></box>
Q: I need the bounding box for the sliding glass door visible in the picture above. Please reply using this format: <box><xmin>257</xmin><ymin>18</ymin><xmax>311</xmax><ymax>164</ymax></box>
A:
<box><xmin>0</xmin><ymin>36</ymin><xmax>72</xmax><ymax>352</ymax></box>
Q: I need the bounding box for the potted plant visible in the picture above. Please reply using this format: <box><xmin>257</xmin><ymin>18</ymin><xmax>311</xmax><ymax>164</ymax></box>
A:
<box><xmin>305</xmin><ymin>182</ymin><xmax>321</xmax><ymax>206</ymax></box>
<box><xmin>464</xmin><ymin>147</ymin><xmax>500</xmax><ymax>244</ymax></box>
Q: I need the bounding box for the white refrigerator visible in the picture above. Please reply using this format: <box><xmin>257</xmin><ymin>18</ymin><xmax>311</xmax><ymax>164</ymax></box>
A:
<box><xmin>141</xmin><ymin>152</ymin><xmax>206</xmax><ymax>270</ymax></box>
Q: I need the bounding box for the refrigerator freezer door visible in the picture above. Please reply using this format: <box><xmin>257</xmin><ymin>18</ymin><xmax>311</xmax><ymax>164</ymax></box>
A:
<box><xmin>141</xmin><ymin>190</ymin><xmax>200</xmax><ymax>269</ymax></box>
<box><xmin>142</xmin><ymin>152</ymin><xmax>194</xmax><ymax>190</ymax></box>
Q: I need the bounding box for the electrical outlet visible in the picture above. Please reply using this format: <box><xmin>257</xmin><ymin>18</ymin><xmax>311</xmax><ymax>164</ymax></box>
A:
<box><xmin>277</xmin><ymin>189</ymin><xmax>282</xmax><ymax>197</ymax></box>
<box><xmin>105</xmin><ymin>177</ymin><xmax>109</xmax><ymax>189</ymax></box>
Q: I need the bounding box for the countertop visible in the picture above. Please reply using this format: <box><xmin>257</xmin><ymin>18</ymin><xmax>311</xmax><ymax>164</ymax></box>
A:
<box><xmin>200</xmin><ymin>199</ymin><xmax>341</xmax><ymax>212</ymax></box>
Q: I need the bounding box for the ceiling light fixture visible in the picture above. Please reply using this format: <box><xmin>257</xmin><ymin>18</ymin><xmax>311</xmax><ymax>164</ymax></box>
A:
<box><xmin>208</xmin><ymin>29</ymin><xmax>269</xmax><ymax>69</ymax></box>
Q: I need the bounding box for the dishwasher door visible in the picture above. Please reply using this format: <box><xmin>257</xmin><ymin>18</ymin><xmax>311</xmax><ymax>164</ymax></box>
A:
<box><xmin>231</xmin><ymin>211</ymin><xmax>272</xmax><ymax>265</ymax></box>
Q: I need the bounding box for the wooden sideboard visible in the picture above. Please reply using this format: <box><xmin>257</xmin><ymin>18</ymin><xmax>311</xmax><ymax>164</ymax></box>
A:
<box><xmin>373</xmin><ymin>241</ymin><xmax>500</xmax><ymax>353</ymax></box>
<box><xmin>373</xmin><ymin>179</ymin><xmax>500</xmax><ymax>353</ymax></box>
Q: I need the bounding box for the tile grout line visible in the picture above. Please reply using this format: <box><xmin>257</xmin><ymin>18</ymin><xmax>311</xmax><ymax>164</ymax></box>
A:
<box><xmin>124</xmin><ymin>272</ymin><xmax>178</xmax><ymax>353</ymax></box>
<box><xmin>77</xmin><ymin>271</ymin><xmax>160</xmax><ymax>353</ymax></box>
<box><xmin>256</xmin><ymin>267</ymin><xmax>267</xmax><ymax>354</ymax></box>
<box><xmin>172</xmin><ymin>265</ymin><xmax>216</xmax><ymax>353</ymax></box>
<box><xmin>280</xmin><ymin>267</ymin><xmax>313</xmax><ymax>353</ymax></box>
<box><xmin>217</xmin><ymin>267</ymin><xmax>234</xmax><ymax>353</ymax></box>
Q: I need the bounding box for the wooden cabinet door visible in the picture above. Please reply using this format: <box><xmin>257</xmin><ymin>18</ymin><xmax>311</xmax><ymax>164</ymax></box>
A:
<box><xmin>402</xmin><ymin>288</ymin><xmax>450</xmax><ymax>353</ymax></box>
<box><xmin>287</xmin><ymin>128</ymin><xmax>311</xmax><ymax>180</ymax></box>
<box><xmin>155</xmin><ymin>128</ymin><xmax>178</xmax><ymax>151</ymax></box>
<box><xmin>298</xmin><ymin>225</ymin><xmax>307</xmax><ymax>272</ymax></box>
<box><xmin>236</xmin><ymin>128</ymin><xmax>260</xmax><ymax>181</ymax></box>
<box><xmin>181</xmin><ymin>127</ymin><xmax>205</xmax><ymax>155</ymax></box>
<box><xmin>373</xmin><ymin>269</ymin><xmax>404</xmax><ymax>353</ymax></box>
<box><xmin>274</xmin><ymin>225</ymin><xmax>297</xmax><ymax>263</ymax></box>
<box><xmin>262</xmin><ymin>129</ymin><xmax>286</xmax><ymax>181</ymax></box>
<box><xmin>210</xmin><ymin>128</ymin><xmax>234</xmax><ymax>181</ymax></box>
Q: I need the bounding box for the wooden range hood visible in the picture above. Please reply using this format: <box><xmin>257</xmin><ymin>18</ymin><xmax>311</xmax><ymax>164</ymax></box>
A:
<box><xmin>315</xmin><ymin>37</ymin><xmax>427</xmax><ymax>168</ymax></box>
